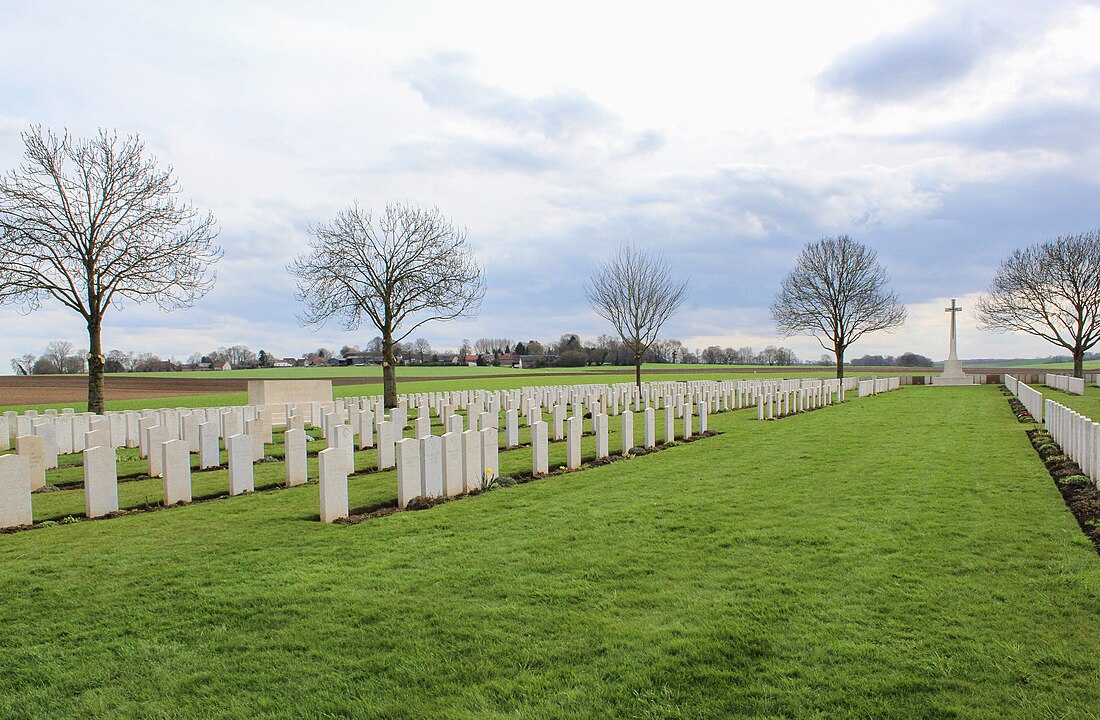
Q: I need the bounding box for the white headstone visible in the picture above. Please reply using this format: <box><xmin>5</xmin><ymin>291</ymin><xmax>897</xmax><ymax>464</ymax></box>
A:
<box><xmin>505</xmin><ymin>409</ymin><xmax>519</xmax><ymax>449</ymax></box>
<box><xmin>462</xmin><ymin>429</ymin><xmax>482</xmax><ymax>493</ymax></box>
<box><xmin>227</xmin><ymin>434</ymin><xmax>254</xmax><ymax>495</ymax></box>
<box><xmin>284</xmin><ymin>427</ymin><xmax>308</xmax><ymax>487</ymax></box>
<box><xmin>162</xmin><ymin>439</ymin><xmax>192</xmax><ymax>505</ymax></box>
<box><xmin>531</xmin><ymin>420</ymin><xmax>549</xmax><ymax>475</ymax></box>
<box><xmin>441</xmin><ymin>431</ymin><xmax>463</xmax><ymax>497</ymax></box>
<box><xmin>480</xmin><ymin>427</ymin><xmax>499</xmax><ymax>485</ymax></box>
<box><xmin>32</xmin><ymin>421</ymin><xmax>58</xmax><ymax>470</ymax></box>
<box><xmin>644</xmin><ymin>408</ymin><xmax>656</xmax><ymax>448</ymax></box>
<box><xmin>198</xmin><ymin>421</ymin><xmax>220</xmax><ymax>469</ymax></box>
<box><xmin>420</xmin><ymin>434</ymin><xmax>443</xmax><ymax>498</ymax></box>
<box><xmin>594</xmin><ymin>413</ymin><xmax>609</xmax><ymax>459</ymax></box>
<box><xmin>146</xmin><ymin>425</ymin><xmax>170</xmax><ymax>477</ymax></box>
<box><xmin>0</xmin><ymin>454</ymin><xmax>33</xmax><ymax>527</ymax></box>
<box><xmin>566</xmin><ymin>416</ymin><xmax>582</xmax><ymax>469</ymax></box>
<box><xmin>357</xmin><ymin>408</ymin><xmax>374</xmax><ymax>449</ymax></box>
<box><xmin>318</xmin><ymin>447</ymin><xmax>349</xmax><ymax>523</ymax></box>
<box><xmin>621</xmin><ymin>411</ymin><xmax>634</xmax><ymax>455</ymax></box>
<box><xmin>16</xmin><ymin>434</ymin><xmax>45</xmax><ymax>490</ymax></box>
<box><xmin>396</xmin><ymin>438</ymin><xmax>421</xmax><ymax>509</ymax></box>
<box><xmin>376</xmin><ymin>420</ymin><xmax>396</xmax><ymax>470</ymax></box>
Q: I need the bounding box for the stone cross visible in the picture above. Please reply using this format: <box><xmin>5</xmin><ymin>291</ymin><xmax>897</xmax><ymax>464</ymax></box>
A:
<box><xmin>933</xmin><ymin>297</ymin><xmax>970</xmax><ymax>383</ymax></box>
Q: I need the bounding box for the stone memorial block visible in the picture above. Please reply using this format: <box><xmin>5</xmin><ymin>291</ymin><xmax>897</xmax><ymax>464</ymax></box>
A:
<box><xmin>480</xmin><ymin>428</ymin><xmax>499</xmax><ymax>483</ymax></box>
<box><xmin>462</xmin><ymin>429</ymin><xmax>482</xmax><ymax>493</ymax></box>
<box><xmin>284</xmin><ymin>428</ymin><xmax>308</xmax><ymax>487</ymax></box>
<box><xmin>390</xmin><ymin>407</ymin><xmax>408</xmax><ymax>432</ymax></box>
<box><xmin>396</xmin><ymin>438</ymin><xmax>421</xmax><ymax>509</ymax></box>
<box><xmin>682</xmin><ymin>404</ymin><xmax>693</xmax><ymax>439</ymax></box>
<box><xmin>0</xmin><ymin>417</ymin><xmax>8</xmax><ymax>451</ymax></box>
<box><xmin>441</xmin><ymin>432</ymin><xmax>463</xmax><ymax>497</ymax></box>
<box><xmin>32</xmin><ymin>421</ymin><xmax>58</xmax><ymax>469</ymax></box>
<box><xmin>199</xmin><ymin>421</ymin><xmax>221</xmax><ymax>469</ymax></box>
<box><xmin>0</xmin><ymin>454</ymin><xmax>33</xmax><ymax>528</ymax></box>
<box><xmin>357</xmin><ymin>408</ymin><xmax>375</xmax><ymax>450</ymax></box>
<box><xmin>83</xmin><ymin>444</ymin><xmax>119</xmax><ymax>518</ymax></box>
<box><xmin>621</xmin><ymin>411</ymin><xmax>634</xmax><ymax>455</ymax></box>
<box><xmin>644</xmin><ymin>407</ymin><xmax>656</xmax><ymax>448</ymax></box>
<box><xmin>531</xmin><ymin>421</ymin><xmax>549</xmax><ymax>475</ymax></box>
<box><xmin>16</xmin><ymin>434</ymin><xmax>45</xmax><ymax>491</ymax></box>
<box><xmin>376</xmin><ymin>420</ymin><xmax>396</xmax><ymax>470</ymax></box>
<box><xmin>318</xmin><ymin>448</ymin><xmax>349</xmax><ymax>523</ymax></box>
<box><xmin>699</xmin><ymin>405</ymin><xmax>708</xmax><ymax>433</ymax></box>
<box><xmin>664</xmin><ymin>405</ymin><xmax>675</xmax><ymax>444</ymax></box>
<box><xmin>227</xmin><ymin>434</ymin><xmax>254</xmax><ymax>495</ymax></box>
<box><xmin>15</xmin><ymin>416</ymin><xmax>32</xmax><ymax>439</ymax></box>
<box><xmin>419</xmin><ymin>435</ymin><xmax>443</xmax><ymax>498</ymax></box>
<box><xmin>162</xmin><ymin>439</ymin><xmax>192</xmax><ymax>505</ymax></box>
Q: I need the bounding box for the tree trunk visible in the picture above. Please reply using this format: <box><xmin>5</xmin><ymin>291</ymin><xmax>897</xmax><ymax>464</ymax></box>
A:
<box><xmin>835</xmin><ymin>345</ymin><xmax>845</xmax><ymax>380</ymax></box>
<box><xmin>382</xmin><ymin>331</ymin><xmax>398</xmax><ymax>409</ymax></box>
<box><xmin>635</xmin><ymin>354</ymin><xmax>643</xmax><ymax>390</ymax></box>
<box><xmin>87</xmin><ymin>317</ymin><xmax>105</xmax><ymax>415</ymax></box>
<box><xmin>1074</xmin><ymin>348</ymin><xmax>1084</xmax><ymax>379</ymax></box>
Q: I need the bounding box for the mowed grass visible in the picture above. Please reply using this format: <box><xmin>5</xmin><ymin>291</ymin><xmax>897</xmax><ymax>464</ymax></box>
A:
<box><xmin>1</xmin><ymin>387</ymin><xmax>1098</xmax><ymax>719</ymax></box>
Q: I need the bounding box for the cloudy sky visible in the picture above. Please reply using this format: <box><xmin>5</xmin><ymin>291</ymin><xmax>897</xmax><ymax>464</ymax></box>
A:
<box><xmin>2</xmin><ymin>0</ymin><xmax>1100</xmax><ymax>367</ymax></box>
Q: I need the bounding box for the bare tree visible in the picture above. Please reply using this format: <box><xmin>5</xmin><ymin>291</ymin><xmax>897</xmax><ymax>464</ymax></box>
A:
<box><xmin>43</xmin><ymin>340</ymin><xmax>74</xmax><ymax>373</ymax></box>
<box><xmin>10</xmin><ymin>354</ymin><xmax>35</xmax><ymax>375</ymax></box>
<box><xmin>976</xmin><ymin>231</ymin><xmax>1100</xmax><ymax>378</ymax></box>
<box><xmin>0</xmin><ymin>126</ymin><xmax>221</xmax><ymax>413</ymax></box>
<box><xmin>224</xmin><ymin>345</ymin><xmax>257</xmax><ymax>369</ymax></box>
<box><xmin>585</xmin><ymin>244</ymin><xmax>688</xmax><ymax>388</ymax></box>
<box><xmin>289</xmin><ymin>202</ymin><xmax>484</xmax><ymax>407</ymax></box>
<box><xmin>412</xmin><ymin>338</ymin><xmax>433</xmax><ymax>361</ymax></box>
<box><xmin>771</xmin><ymin>235</ymin><xmax>906</xmax><ymax>379</ymax></box>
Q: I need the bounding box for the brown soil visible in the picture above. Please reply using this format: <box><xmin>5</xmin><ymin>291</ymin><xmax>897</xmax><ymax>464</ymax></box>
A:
<box><xmin>1026</xmin><ymin>428</ymin><xmax>1100</xmax><ymax>555</ymax></box>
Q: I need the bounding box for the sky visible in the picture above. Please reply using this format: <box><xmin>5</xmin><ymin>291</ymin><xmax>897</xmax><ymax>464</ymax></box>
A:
<box><xmin>2</xmin><ymin>0</ymin><xmax>1100</xmax><ymax>368</ymax></box>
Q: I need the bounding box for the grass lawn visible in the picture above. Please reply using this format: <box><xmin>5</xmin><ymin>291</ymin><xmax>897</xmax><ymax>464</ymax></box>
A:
<box><xmin>1</xmin><ymin>386</ymin><xmax>1098</xmax><ymax>718</ymax></box>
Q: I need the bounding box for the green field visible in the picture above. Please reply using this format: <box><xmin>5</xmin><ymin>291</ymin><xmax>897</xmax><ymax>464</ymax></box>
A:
<box><xmin>1</xmin><ymin>384</ymin><xmax>1098</xmax><ymax>718</ymax></box>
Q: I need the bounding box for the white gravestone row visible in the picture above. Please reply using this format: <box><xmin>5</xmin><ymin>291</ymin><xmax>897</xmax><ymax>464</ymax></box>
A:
<box><xmin>1044</xmin><ymin>373</ymin><xmax>1086</xmax><ymax>396</ymax></box>
<box><xmin>1044</xmin><ymin>399</ymin><xmax>1100</xmax><ymax>486</ymax></box>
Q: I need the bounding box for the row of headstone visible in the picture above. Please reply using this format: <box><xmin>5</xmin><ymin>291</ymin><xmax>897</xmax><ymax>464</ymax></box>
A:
<box><xmin>857</xmin><ymin>376</ymin><xmax>901</xmax><ymax>397</ymax></box>
<box><xmin>1009</xmin><ymin>376</ymin><xmax>1045</xmax><ymax>421</ymax></box>
<box><xmin>2</xmin><ymin>405</ymin><xmax>275</xmax><ymax>458</ymax></box>
<box><xmin>754</xmin><ymin>381</ymin><xmax>842</xmax><ymax>420</ymax></box>
<box><xmin>1044</xmin><ymin>398</ymin><xmax>1100</xmax><ymax>485</ymax></box>
<box><xmin>1044</xmin><ymin>373</ymin><xmax>1086</xmax><ymax>396</ymax></box>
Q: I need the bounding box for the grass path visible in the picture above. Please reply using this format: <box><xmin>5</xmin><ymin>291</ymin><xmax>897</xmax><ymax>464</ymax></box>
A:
<box><xmin>0</xmin><ymin>386</ymin><xmax>1098</xmax><ymax>718</ymax></box>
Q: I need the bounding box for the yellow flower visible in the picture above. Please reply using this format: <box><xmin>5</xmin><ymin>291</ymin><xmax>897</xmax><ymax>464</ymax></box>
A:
<box><xmin>485</xmin><ymin>468</ymin><xmax>493</xmax><ymax>475</ymax></box>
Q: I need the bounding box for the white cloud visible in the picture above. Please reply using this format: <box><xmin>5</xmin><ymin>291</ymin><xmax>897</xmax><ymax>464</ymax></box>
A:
<box><xmin>2</xmin><ymin>1</ymin><xmax>1099</xmax><ymax>371</ymax></box>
